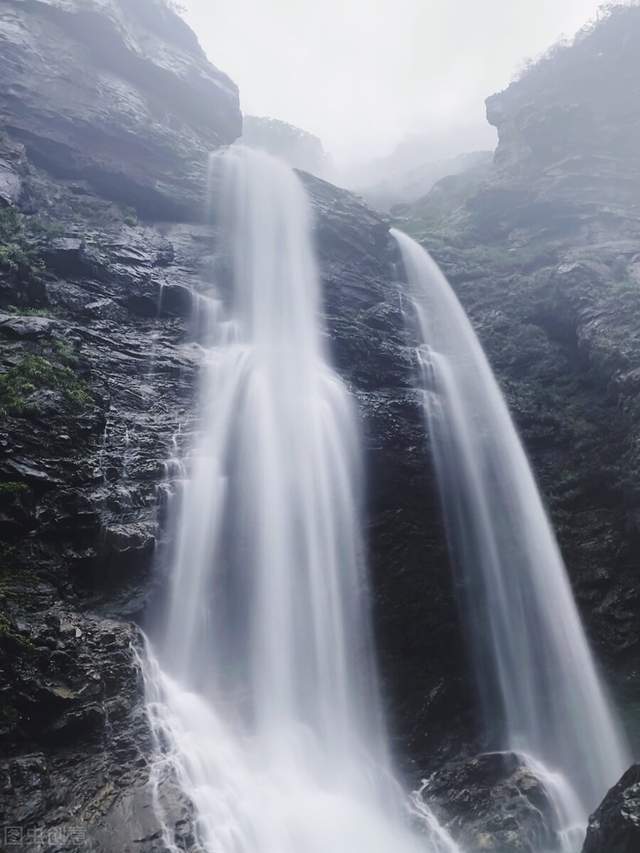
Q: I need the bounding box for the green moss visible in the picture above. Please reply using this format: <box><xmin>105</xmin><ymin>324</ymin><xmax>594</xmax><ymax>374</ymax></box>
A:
<box><xmin>0</xmin><ymin>481</ymin><xmax>29</xmax><ymax>496</ymax></box>
<box><xmin>5</xmin><ymin>305</ymin><xmax>51</xmax><ymax>318</ymax></box>
<box><xmin>28</xmin><ymin>216</ymin><xmax>64</xmax><ymax>241</ymax></box>
<box><xmin>0</xmin><ymin>704</ymin><xmax>18</xmax><ymax>726</ymax></box>
<box><xmin>0</xmin><ymin>545</ymin><xmax>19</xmax><ymax>566</ymax></box>
<box><xmin>0</xmin><ymin>614</ymin><xmax>34</xmax><ymax>651</ymax></box>
<box><xmin>0</xmin><ymin>207</ymin><xmax>45</xmax><ymax>281</ymax></box>
<box><xmin>0</xmin><ymin>559</ymin><xmax>37</xmax><ymax>599</ymax></box>
<box><xmin>121</xmin><ymin>205</ymin><xmax>138</xmax><ymax>227</ymax></box>
<box><xmin>52</xmin><ymin>339</ymin><xmax>78</xmax><ymax>366</ymax></box>
<box><xmin>0</xmin><ymin>354</ymin><xmax>92</xmax><ymax>416</ymax></box>
<box><xmin>0</xmin><ymin>207</ymin><xmax>68</xmax><ymax>288</ymax></box>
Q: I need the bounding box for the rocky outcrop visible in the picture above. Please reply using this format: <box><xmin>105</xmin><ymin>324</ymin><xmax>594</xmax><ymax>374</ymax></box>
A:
<box><xmin>0</xmin><ymin>611</ymin><xmax>148</xmax><ymax>849</ymax></box>
<box><xmin>583</xmin><ymin>765</ymin><xmax>640</xmax><ymax>853</ymax></box>
<box><xmin>0</xmin><ymin>0</ymin><xmax>241</xmax><ymax>219</ymax></box>
<box><xmin>420</xmin><ymin>752</ymin><xmax>565</xmax><ymax>853</ymax></box>
<box><xmin>486</xmin><ymin>9</ymin><xmax>640</xmax><ymax>178</ymax></box>
<box><xmin>241</xmin><ymin>115</ymin><xmax>328</xmax><ymax>178</ymax></box>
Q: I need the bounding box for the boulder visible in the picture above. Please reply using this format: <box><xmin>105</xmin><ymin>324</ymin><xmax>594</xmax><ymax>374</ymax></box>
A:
<box><xmin>0</xmin><ymin>313</ymin><xmax>58</xmax><ymax>339</ymax></box>
<box><xmin>419</xmin><ymin>752</ymin><xmax>564</xmax><ymax>853</ymax></box>
<box><xmin>583</xmin><ymin>765</ymin><xmax>640</xmax><ymax>853</ymax></box>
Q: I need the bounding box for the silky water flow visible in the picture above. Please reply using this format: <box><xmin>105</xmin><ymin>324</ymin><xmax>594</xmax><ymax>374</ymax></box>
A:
<box><xmin>392</xmin><ymin>228</ymin><xmax>630</xmax><ymax>851</ymax></box>
<box><xmin>138</xmin><ymin>150</ymin><xmax>459</xmax><ymax>853</ymax></box>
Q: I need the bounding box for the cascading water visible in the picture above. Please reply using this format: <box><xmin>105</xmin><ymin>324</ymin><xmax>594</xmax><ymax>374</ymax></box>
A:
<box><xmin>140</xmin><ymin>149</ymin><xmax>456</xmax><ymax>853</ymax></box>
<box><xmin>392</xmin><ymin>228</ymin><xmax>630</xmax><ymax>850</ymax></box>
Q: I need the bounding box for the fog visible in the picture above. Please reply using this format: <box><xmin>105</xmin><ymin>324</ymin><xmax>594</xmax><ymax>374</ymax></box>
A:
<box><xmin>183</xmin><ymin>0</ymin><xmax>604</xmax><ymax>168</ymax></box>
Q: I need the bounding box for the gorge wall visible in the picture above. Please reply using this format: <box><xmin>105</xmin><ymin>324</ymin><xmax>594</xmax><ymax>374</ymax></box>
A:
<box><xmin>0</xmin><ymin>0</ymin><xmax>639</xmax><ymax>850</ymax></box>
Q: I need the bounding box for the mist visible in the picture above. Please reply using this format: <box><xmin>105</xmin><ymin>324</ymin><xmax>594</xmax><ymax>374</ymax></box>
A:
<box><xmin>183</xmin><ymin>0</ymin><xmax>604</xmax><ymax>171</ymax></box>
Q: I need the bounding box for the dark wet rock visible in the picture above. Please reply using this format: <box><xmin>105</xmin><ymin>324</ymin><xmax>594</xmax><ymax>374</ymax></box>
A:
<box><xmin>157</xmin><ymin>282</ymin><xmax>194</xmax><ymax>318</ymax></box>
<box><xmin>0</xmin><ymin>313</ymin><xmax>58</xmax><ymax>339</ymax></box>
<box><xmin>0</xmin><ymin>612</ymin><xmax>148</xmax><ymax>840</ymax></box>
<box><xmin>582</xmin><ymin>765</ymin><xmax>640</xmax><ymax>853</ymax></box>
<box><xmin>421</xmin><ymin>752</ymin><xmax>563</xmax><ymax>853</ymax></box>
<box><xmin>0</xmin><ymin>0</ymin><xmax>242</xmax><ymax>219</ymax></box>
<box><xmin>97</xmin><ymin>521</ymin><xmax>157</xmax><ymax>584</ymax></box>
<box><xmin>40</xmin><ymin>237</ymin><xmax>93</xmax><ymax>278</ymax></box>
<box><xmin>0</xmin><ymin>605</ymin><xmax>197</xmax><ymax>852</ymax></box>
<box><xmin>86</xmin><ymin>774</ymin><xmax>198</xmax><ymax>853</ymax></box>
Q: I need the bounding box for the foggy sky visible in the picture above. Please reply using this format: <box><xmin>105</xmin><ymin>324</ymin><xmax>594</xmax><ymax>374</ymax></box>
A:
<box><xmin>183</xmin><ymin>0</ymin><xmax>604</xmax><ymax>165</ymax></box>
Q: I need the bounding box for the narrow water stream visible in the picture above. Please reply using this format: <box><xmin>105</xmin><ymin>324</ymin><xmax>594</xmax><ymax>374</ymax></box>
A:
<box><xmin>393</xmin><ymin>228</ymin><xmax>630</xmax><ymax>851</ymax></box>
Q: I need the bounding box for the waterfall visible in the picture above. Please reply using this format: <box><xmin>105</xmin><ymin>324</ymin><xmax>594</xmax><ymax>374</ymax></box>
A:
<box><xmin>140</xmin><ymin>149</ymin><xmax>455</xmax><ymax>853</ymax></box>
<box><xmin>392</xmin><ymin>228</ymin><xmax>630</xmax><ymax>849</ymax></box>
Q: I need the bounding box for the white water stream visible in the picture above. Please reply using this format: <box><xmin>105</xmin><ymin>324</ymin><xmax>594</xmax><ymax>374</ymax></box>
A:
<box><xmin>392</xmin><ymin>228</ymin><xmax>630</xmax><ymax>850</ymax></box>
<box><xmin>139</xmin><ymin>150</ymin><xmax>457</xmax><ymax>853</ymax></box>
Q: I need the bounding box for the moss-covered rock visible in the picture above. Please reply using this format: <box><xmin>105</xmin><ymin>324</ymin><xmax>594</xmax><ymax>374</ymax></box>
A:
<box><xmin>0</xmin><ymin>354</ymin><xmax>92</xmax><ymax>416</ymax></box>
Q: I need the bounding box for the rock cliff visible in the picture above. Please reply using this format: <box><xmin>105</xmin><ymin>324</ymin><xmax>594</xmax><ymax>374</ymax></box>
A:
<box><xmin>1</xmin><ymin>0</ymin><xmax>640</xmax><ymax>849</ymax></box>
<box><xmin>583</xmin><ymin>764</ymin><xmax>640</xmax><ymax>853</ymax></box>
<box><xmin>0</xmin><ymin>0</ymin><xmax>241</xmax><ymax>218</ymax></box>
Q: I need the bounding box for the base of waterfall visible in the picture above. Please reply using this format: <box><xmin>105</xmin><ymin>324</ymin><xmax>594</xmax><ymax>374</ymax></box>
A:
<box><xmin>417</xmin><ymin>750</ymin><xmax>593</xmax><ymax>853</ymax></box>
<box><xmin>139</xmin><ymin>641</ymin><xmax>459</xmax><ymax>853</ymax></box>
<box><xmin>392</xmin><ymin>227</ymin><xmax>629</xmax><ymax>853</ymax></box>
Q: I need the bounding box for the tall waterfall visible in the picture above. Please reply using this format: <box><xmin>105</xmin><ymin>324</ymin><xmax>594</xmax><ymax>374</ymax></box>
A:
<box><xmin>392</xmin><ymin>229</ymin><xmax>630</xmax><ymax>848</ymax></box>
<box><xmin>141</xmin><ymin>150</ymin><xmax>453</xmax><ymax>853</ymax></box>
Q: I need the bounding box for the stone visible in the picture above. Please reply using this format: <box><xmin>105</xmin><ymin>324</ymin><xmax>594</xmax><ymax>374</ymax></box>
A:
<box><xmin>0</xmin><ymin>0</ymin><xmax>242</xmax><ymax>219</ymax></box>
<box><xmin>420</xmin><ymin>752</ymin><xmax>563</xmax><ymax>853</ymax></box>
<box><xmin>583</xmin><ymin>765</ymin><xmax>640</xmax><ymax>853</ymax></box>
<box><xmin>0</xmin><ymin>313</ymin><xmax>58</xmax><ymax>339</ymax></box>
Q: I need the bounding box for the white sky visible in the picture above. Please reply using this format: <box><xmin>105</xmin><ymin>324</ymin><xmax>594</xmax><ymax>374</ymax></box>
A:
<box><xmin>183</xmin><ymin>0</ymin><xmax>605</xmax><ymax>165</ymax></box>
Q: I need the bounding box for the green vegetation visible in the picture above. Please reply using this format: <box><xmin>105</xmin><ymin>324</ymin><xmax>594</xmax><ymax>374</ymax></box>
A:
<box><xmin>0</xmin><ymin>613</ymin><xmax>34</xmax><ymax>651</ymax></box>
<box><xmin>28</xmin><ymin>216</ymin><xmax>64</xmax><ymax>241</ymax></box>
<box><xmin>0</xmin><ymin>481</ymin><xmax>29</xmax><ymax>496</ymax></box>
<box><xmin>0</xmin><ymin>354</ymin><xmax>92</xmax><ymax>416</ymax></box>
<box><xmin>0</xmin><ymin>704</ymin><xmax>18</xmax><ymax>727</ymax></box>
<box><xmin>52</xmin><ymin>338</ymin><xmax>79</xmax><ymax>366</ymax></box>
<box><xmin>0</xmin><ymin>544</ymin><xmax>19</xmax><ymax>567</ymax></box>
<box><xmin>0</xmin><ymin>206</ymin><xmax>67</xmax><ymax>290</ymax></box>
<box><xmin>0</xmin><ymin>556</ymin><xmax>37</xmax><ymax>599</ymax></box>
<box><xmin>121</xmin><ymin>205</ymin><xmax>138</xmax><ymax>227</ymax></box>
<box><xmin>0</xmin><ymin>206</ymin><xmax>45</xmax><ymax>281</ymax></box>
<box><xmin>7</xmin><ymin>305</ymin><xmax>50</xmax><ymax>317</ymax></box>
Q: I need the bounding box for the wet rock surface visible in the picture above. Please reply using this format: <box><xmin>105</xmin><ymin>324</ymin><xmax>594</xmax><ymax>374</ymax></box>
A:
<box><xmin>583</xmin><ymin>764</ymin><xmax>640</xmax><ymax>853</ymax></box>
<box><xmin>0</xmin><ymin>0</ymin><xmax>241</xmax><ymax>219</ymax></box>
<box><xmin>0</xmin><ymin>610</ymin><xmax>151</xmax><ymax>851</ymax></box>
<box><xmin>420</xmin><ymin>752</ymin><xmax>563</xmax><ymax>853</ymax></box>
